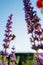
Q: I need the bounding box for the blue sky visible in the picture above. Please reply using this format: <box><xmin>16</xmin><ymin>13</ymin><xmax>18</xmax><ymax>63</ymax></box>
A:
<box><xmin>0</xmin><ymin>0</ymin><xmax>43</xmax><ymax>53</ymax></box>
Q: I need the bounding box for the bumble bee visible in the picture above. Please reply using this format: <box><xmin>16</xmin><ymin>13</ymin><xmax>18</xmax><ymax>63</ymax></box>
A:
<box><xmin>11</xmin><ymin>34</ymin><xmax>16</xmax><ymax>40</ymax></box>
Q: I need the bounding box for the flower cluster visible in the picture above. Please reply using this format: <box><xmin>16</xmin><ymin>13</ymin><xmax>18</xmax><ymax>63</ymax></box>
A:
<box><xmin>3</xmin><ymin>14</ymin><xmax>13</xmax><ymax>55</ymax></box>
<box><xmin>35</xmin><ymin>53</ymin><xmax>43</xmax><ymax>65</ymax></box>
<box><xmin>23</xmin><ymin>0</ymin><xmax>43</xmax><ymax>50</ymax></box>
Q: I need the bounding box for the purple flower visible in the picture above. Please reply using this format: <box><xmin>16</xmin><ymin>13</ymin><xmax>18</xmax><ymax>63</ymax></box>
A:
<box><xmin>39</xmin><ymin>54</ymin><xmax>43</xmax><ymax>60</ymax></box>
<box><xmin>4</xmin><ymin>63</ymin><xmax>8</xmax><ymax>65</ymax></box>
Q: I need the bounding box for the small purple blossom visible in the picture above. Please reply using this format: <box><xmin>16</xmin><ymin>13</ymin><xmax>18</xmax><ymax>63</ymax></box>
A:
<box><xmin>39</xmin><ymin>54</ymin><xmax>43</xmax><ymax>60</ymax></box>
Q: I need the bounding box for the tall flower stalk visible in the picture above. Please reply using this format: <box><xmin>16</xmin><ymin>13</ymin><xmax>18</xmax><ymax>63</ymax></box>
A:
<box><xmin>3</xmin><ymin>14</ymin><xmax>13</xmax><ymax>55</ymax></box>
<box><xmin>2</xmin><ymin>14</ymin><xmax>13</xmax><ymax>65</ymax></box>
<box><xmin>2</xmin><ymin>14</ymin><xmax>16</xmax><ymax>65</ymax></box>
<box><xmin>23</xmin><ymin>0</ymin><xmax>43</xmax><ymax>51</ymax></box>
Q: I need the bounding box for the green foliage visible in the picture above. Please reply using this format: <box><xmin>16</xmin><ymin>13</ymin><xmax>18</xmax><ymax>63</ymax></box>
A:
<box><xmin>0</xmin><ymin>55</ymin><xmax>2</xmax><ymax>61</ymax></box>
<box><xmin>16</xmin><ymin>53</ymin><xmax>35</xmax><ymax>65</ymax></box>
<box><xmin>0</xmin><ymin>53</ymin><xmax>35</xmax><ymax>65</ymax></box>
